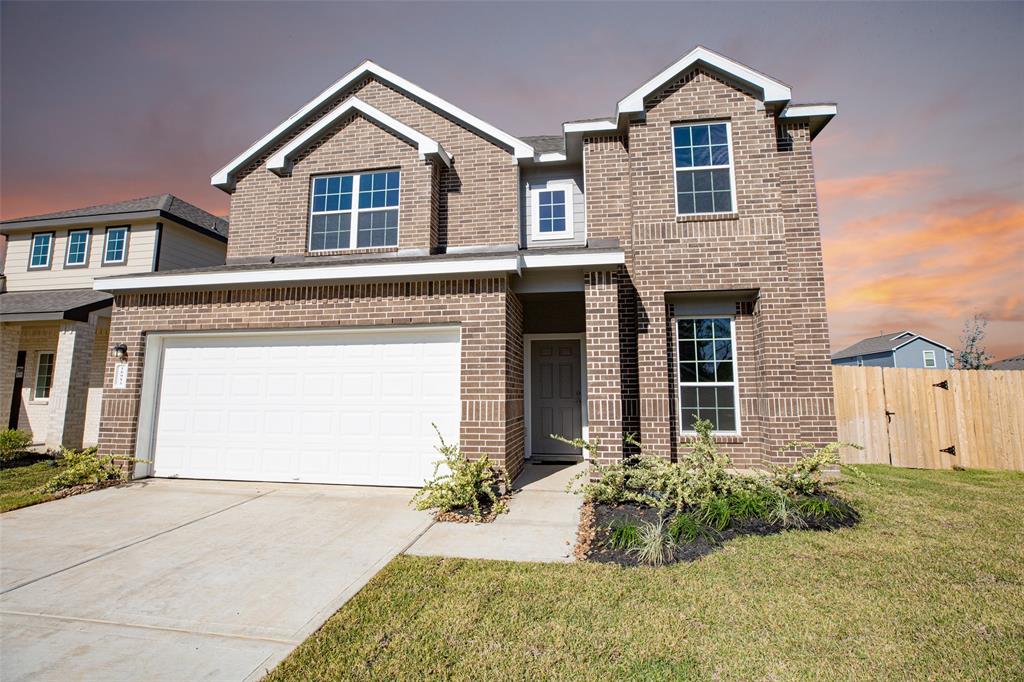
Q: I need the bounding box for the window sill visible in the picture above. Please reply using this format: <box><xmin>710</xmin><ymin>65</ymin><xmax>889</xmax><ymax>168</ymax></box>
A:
<box><xmin>681</xmin><ymin>432</ymin><xmax>743</xmax><ymax>444</ymax></box>
<box><xmin>306</xmin><ymin>247</ymin><xmax>400</xmax><ymax>258</ymax></box>
<box><xmin>675</xmin><ymin>212</ymin><xmax>739</xmax><ymax>223</ymax></box>
<box><xmin>29</xmin><ymin>399</ymin><xmax>50</xmax><ymax>405</ymax></box>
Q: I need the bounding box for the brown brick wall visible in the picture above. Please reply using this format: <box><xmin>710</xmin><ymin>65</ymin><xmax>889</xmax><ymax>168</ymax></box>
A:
<box><xmin>97</xmin><ymin>278</ymin><xmax>525</xmax><ymax>476</ymax></box>
<box><xmin>227</xmin><ymin>76</ymin><xmax>519</xmax><ymax>261</ymax></box>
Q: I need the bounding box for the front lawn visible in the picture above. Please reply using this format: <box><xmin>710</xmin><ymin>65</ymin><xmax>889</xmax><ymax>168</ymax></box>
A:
<box><xmin>0</xmin><ymin>457</ymin><xmax>61</xmax><ymax>512</ymax></box>
<box><xmin>269</xmin><ymin>465</ymin><xmax>1024</xmax><ymax>680</ymax></box>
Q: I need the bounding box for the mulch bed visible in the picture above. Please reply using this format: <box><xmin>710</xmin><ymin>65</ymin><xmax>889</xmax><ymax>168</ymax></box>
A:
<box><xmin>48</xmin><ymin>479</ymin><xmax>125</xmax><ymax>502</ymax></box>
<box><xmin>433</xmin><ymin>494</ymin><xmax>511</xmax><ymax>524</ymax></box>
<box><xmin>577</xmin><ymin>498</ymin><xmax>859</xmax><ymax>566</ymax></box>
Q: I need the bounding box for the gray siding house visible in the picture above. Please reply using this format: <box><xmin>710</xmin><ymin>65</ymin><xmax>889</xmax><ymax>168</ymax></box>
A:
<box><xmin>832</xmin><ymin>331</ymin><xmax>953</xmax><ymax>369</ymax></box>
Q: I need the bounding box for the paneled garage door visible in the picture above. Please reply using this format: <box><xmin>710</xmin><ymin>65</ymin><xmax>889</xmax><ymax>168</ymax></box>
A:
<box><xmin>149</xmin><ymin>327</ymin><xmax>460</xmax><ymax>487</ymax></box>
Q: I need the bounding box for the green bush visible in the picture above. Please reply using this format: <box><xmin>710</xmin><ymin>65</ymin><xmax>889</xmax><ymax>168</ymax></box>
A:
<box><xmin>0</xmin><ymin>429</ymin><xmax>33</xmax><ymax>461</ymax></box>
<box><xmin>41</xmin><ymin>446</ymin><xmax>131</xmax><ymax>493</ymax></box>
<box><xmin>770</xmin><ymin>441</ymin><xmax>859</xmax><ymax>496</ymax></box>
<box><xmin>412</xmin><ymin>425</ymin><xmax>509</xmax><ymax>521</ymax></box>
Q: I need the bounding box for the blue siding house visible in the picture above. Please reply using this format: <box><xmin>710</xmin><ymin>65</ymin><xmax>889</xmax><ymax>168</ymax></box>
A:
<box><xmin>832</xmin><ymin>331</ymin><xmax>954</xmax><ymax>369</ymax></box>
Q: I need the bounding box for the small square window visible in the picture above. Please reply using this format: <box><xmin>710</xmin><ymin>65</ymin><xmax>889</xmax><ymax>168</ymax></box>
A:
<box><xmin>29</xmin><ymin>233</ymin><xmax>53</xmax><ymax>269</ymax></box>
<box><xmin>66</xmin><ymin>230</ymin><xmax>91</xmax><ymax>266</ymax></box>
<box><xmin>103</xmin><ymin>226</ymin><xmax>129</xmax><ymax>264</ymax></box>
<box><xmin>923</xmin><ymin>350</ymin><xmax>937</xmax><ymax>368</ymax></box>
<box><xmin>531</xmin><ymin>182</ymin><xmax>574</xmax><ymax>241</ymax></box>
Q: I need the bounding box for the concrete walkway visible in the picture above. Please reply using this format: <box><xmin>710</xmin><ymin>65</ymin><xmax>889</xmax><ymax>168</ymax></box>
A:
<box><xmin>406</xmin><ymin>461</ymin><xmax>585</xmax><ymax>563</ymax></box>
<box><xmin>0</xmin><ymin>479</ymin><xmax>432</xmax><ymax>682</ymax></box>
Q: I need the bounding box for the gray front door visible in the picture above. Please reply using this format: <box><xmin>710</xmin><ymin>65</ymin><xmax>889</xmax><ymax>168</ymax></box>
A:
<box><xmin>531</xmin><ymin>339</ymin><xmax>582</xmax><ymax>456</ymax></box>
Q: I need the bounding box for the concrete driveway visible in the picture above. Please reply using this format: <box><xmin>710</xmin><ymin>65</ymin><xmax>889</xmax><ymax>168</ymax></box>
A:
<box><xmin>0</xmin><ymin>479</ymin><xmax>432</xmax><ymax>681</ymax></box>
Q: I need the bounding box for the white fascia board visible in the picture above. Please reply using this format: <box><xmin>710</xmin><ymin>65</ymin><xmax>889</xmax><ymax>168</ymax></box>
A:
<box><xmin>563</xmin><ymin>120</ymin><xmax>618</xmax><ymax>134</ymax></box>
<box><xmin>780</xmin><ymin>104</ymin><xmax>838</xmax><ymax>119</ymax></box>
<box><xmin>536</xmin><ymin>152</ymin><xmax>568</xmax><ymax>163</ymax></box>
<box><xmin>617</xmin><ymin>46</ymin><xmax>792</xmax><ymax>116</ymax></box>
<box><xmin>93</xmin><ymin>256</ymin><xmax>521</xmax><ymax>291</ymax></box>
<box><xmin>211</xmin><ymin>60</ymin><xmax>532</xmax><ymax>191</ymax></box>
<box><xmin>267</xmin><ymin>97</ymin><xmax>451</xmax><ymax>175</ymax></box>
<box><xmin>519</xmin><ymin>251</ymin><xmax>625</xmax><ymax>269</ymax></box>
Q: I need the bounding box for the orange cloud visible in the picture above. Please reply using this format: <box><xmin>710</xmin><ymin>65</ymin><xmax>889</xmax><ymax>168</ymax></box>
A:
<box><xmin>818</xmin><ymin>166</ymin><xmax>945</xmax><ymax>204</ymax></box>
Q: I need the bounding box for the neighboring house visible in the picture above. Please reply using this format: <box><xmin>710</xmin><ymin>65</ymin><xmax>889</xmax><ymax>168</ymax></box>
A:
<box><xmin>0</xmin><ymin>195</ymin><xmax>227</xmax><ymax>449</ymax></box>
<box><xmin>90</xmin><ymin>45</ymin><xmax>838</xmax><ymax>486</ymax></box>
<box><xmin>832</xmin><ymin>331</ymin><xmax>953</xmax><ymax>369</ymax></box>
<box><xmin>990</xmin><ymin>354</ymin><xmax>1024</xmax><ymax>371</ymax></box>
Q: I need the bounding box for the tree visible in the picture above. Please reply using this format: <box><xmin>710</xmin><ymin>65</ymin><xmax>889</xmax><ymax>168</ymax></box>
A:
<box><xmin>955</xmin><ymin>314</ymin><xmax>992</xmax><ymax>370</ymax></box>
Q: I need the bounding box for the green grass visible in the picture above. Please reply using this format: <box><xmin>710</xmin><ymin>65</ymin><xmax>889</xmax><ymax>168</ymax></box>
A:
<box><xmin>268</xmin><ymin>466</ymin><xmax>1024</xmax><ymax>681</ymax></box>
<box><xmin>0</xmin><ymin>458</ymin><xmax>61</xmax><ymax>512</ymax></box>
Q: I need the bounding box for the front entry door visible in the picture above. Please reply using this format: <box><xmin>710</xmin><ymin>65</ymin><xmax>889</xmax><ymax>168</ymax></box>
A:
<box><xmin>531</xmin><ymin>339</ymin><xmax>582</xmax><ymax>457</ymax></box>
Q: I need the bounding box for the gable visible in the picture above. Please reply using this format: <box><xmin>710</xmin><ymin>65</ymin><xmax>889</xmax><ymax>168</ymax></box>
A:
<box><xmin>212</xmin><ymin>61</ymin><xmax>533</xmax><ymax>191</ymax></box>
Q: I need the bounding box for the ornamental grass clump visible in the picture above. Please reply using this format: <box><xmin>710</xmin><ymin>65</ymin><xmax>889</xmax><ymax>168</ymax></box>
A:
<box><xmin>412</xmin><ymin>424</ymin><xmax>509</xmax><ymax>522</ymax></box>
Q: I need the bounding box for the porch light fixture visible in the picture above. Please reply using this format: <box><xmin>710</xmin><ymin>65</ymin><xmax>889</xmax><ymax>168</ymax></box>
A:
<box><xmin>112</xmin><ymin>343</ymin><xmax>128</xmax><ymax>361</ymax></box>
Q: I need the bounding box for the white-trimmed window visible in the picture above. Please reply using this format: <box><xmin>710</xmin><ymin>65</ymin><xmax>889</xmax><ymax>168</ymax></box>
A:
<box><xmin>530</xmin><ymin>181</ymin><xmax>574</xmax><ymax>240</ymax></box>
<box><xmin>309</xmin><ymin>170</ymin><xmax>400</xmax><ymax>252</ymax></box>
<box><xmin>29</xmin><ymin>232</ymin><xmax>54</xmax><ymax>269</ymax></box>
<box><xmin>34</xmin><ymin>352</ymin><xmax>55</xmax><ymax>400</ymax></box>
<box><xmin>676</xmin><ymin>317</ymin><xmax>739</xmax><ymax>433</ymax></box>
<box><xmin>923</xmin><ymin>350</ymin><xmax>937</xmax><ymax>368</ymax></box>
<box><xmin>103</xmin><ymin>226</ymin><xmax>129</xmax><ymax>264</ymax></box>
<box><xmin>65</xmin><ymin>229</ymin><xmax>91</xmax><ymax>267</ymax></box>
<box><xmin>673</xmin><ymin>122</ymin><xmax>736</xmax><ymax>215</ymax></box>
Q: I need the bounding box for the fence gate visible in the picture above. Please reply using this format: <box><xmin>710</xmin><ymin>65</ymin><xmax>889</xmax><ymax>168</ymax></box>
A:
<box><xmin>833</xmin><ymin>366</ymin><xmax>1024</xmax><ymax>472</ymax></box>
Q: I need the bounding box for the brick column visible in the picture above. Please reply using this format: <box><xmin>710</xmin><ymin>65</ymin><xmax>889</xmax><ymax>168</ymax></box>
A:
<box><xmin>46</xmin><ymin>317</ymin><xmax>96</xmax><ymax>449</ymax></box>
<box><xmin>584</xmin><ymin>270</ymin><xmax>622</xmax><ymax>465</ymax></box>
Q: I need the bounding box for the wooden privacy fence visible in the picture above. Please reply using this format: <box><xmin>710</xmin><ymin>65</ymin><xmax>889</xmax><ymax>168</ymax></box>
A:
<box><xmin>833</xmin><ymin>366</ymin><xmax>1024</xmax><ymax>471</ymax></box>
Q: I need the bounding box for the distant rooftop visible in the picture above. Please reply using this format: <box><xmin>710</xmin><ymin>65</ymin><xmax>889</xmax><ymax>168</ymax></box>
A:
<box><xmin>832</xmin><ymin>331</ymin><xmax>952</xmax><ymax>360</ymax></box>
<box><xmin>990</xmin><ymin>354</ymin><xmax>1024</xmax><ymax>371</ymax></box>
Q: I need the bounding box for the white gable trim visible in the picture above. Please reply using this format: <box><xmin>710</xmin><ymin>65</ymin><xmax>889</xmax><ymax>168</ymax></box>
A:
<box><xmin>617</xmin><ymin>46</ymin><xmax>792</xmax><ymax>116</ymax></box>
<box><xmin>266</xmin><ymin>97</ymin><xmax>451</xmax><ymax>176</ymax></box>
<box><xmin>892</xmin><ymin>335</ymin><xmax>954</xmax><ymax>353</ymax></box>
<box><xmin>212</xmin><ymin>60</ymin><xmax>533</xmax><ymax>191</ymax></box>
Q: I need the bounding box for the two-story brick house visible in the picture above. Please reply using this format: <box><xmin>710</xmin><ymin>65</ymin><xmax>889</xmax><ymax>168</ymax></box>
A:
<box><xmin>0</xmin><ymin>195</ymin><xmax>227</xmax><ymax>448</ymax></box>
<box><xmin>91</xmin><ymin>46</ymin><xmax>838</xmax><ymax>486</ymax></box>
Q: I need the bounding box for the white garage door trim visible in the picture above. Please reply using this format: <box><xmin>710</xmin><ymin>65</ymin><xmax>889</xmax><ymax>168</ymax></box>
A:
<box><xmin>134</xmin><ymin>325</ymin><xmax>461</xmax><ymax>486</ymax></box>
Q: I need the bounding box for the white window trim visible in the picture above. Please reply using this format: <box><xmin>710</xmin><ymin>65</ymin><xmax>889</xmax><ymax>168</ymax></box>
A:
<box><xmin>308</xmin><ymin>171</ymin><xmax>401</xmax><ymax>253</ymax></box>
<box><xmin>672</xmin><ymin>120</ymin><xmax>738</xmax><ymax>217</ymax></box>
<box><xmin>923</xmin><ymin>350</ymin><xmax>937</xmax><ymax>368</ymax></box>
<box><xmin>28</xmin><ymin>232</ymin><xmax>53</xmax><ymax>270</ymax></box>
<box><xmin>103</xmin><ymin>226</ymin><xmax>129</xmax><ymax>264</ymax></box>
<box><xmin>529</xmin><ymin>180</ymin><xmax>575</xmax><ymax>241</ymax></box>
<box><xmin>33</xmin><ymin>351</ymin><xmax>55</xmax><ymax>402</ymax></box>
<box><xmin>65</xmin><ymin>229</ymin><xmax>91</xmax><ymax>266</ymax></box>
<box><xmin>674</xmin><ymin>315</ymin><xmax>741</xmax><ymax>436</ymax></box>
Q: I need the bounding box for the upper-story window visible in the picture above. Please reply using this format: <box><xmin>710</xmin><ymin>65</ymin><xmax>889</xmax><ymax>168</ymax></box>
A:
<box><xmin>309</xmin><ymin>170</ymin><xmax>400</xmax><ymax>252</ymax></box>
<box><xmin>65</xmin><ymin>229</ymin><xmax>91</xmax><ymax>267</ymax></box>
<box><xmin>103</xmin><ymin>226</ymin><xmax>129</xmax><ymax>264</ymax></box>
<box><xmin>923</xmin><ymin>350</ymin><xmax>937</xmax><ymax>368</ymax></box>
<box><xmin>673</xmin><ymin>122</ymin><xmax>735</xmax><ymax>215</ymax></box>
<box><xmin>530</xmin><ymin>181</ymin><xmax>574</xmax><ymax>241</ymax></box>
<box><xmin>29</xmin><ymin>232</ymin><xmax>54</xmax><ymax>269</ymax></box>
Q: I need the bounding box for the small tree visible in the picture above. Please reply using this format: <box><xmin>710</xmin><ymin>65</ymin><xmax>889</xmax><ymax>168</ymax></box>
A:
<box><xmin>955</xmin><ymin>314</ymin><xmax>992</xmax><ymax>370</ymax></box>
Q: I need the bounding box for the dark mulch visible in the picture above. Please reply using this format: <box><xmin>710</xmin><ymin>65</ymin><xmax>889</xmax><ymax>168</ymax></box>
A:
<box><xmin>433</xmin><ymin>495</ymin><xmax>511</xmax><ymax>524</ymax></box>
<box><xmin>582</xmin><ymin>497</ymin><xmax>859</xmax><ymax>566</ymax></box>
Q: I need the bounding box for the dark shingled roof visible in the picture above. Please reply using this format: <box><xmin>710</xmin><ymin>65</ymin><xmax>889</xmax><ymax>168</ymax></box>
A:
<box><xmin>0</xmin><ymin>289</ymin><xmax>113</xmax><ymax>321</ymax></box>
<box><xmin>1</xmin><ymin>194</ymin><xmax>228</xmax><ymax>238</ymax></box>
<box><xmin>521</xmin><ymin>135</ymin><xmax>566</xmax><ymax>154</ymax></box>
<box><xmin>832</xmin><ymin>331</ymin><xmax>916</xmax><ymax>360</ymax></box>
<box><xmin>990</xmin><ymin>354</ymin><xmax>1024</xmax><ymax>371</ymax></box>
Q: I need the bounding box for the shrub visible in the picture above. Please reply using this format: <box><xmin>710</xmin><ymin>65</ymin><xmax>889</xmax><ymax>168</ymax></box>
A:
<box><xmin>42</xmin><ymin>446</ymin><xmax>133</xmax><ymax>493</ymax></box>
<box><xmin>0</xmin><ymin>429</ymin><xmax>33</xmax><ymax>461</ymax></box>
<box><xmin>606</xmin><ymin>518</ymin><xmax>641</xmax><ymax>550</ymax></box>
<box><xmin>412</xmin><ymin>425</ymin><xmax>509</xmax><ymax>521</ymax></box>
<box><xmin>628</xmin><ymin>517</ymin><xmax>677</xmax><ymax>566</ymax></box>
<box><xmin>770</xmin><ymin>441</ymin><xmax>860</xmax><ymax>497</ymax></box>
<box><xmin>668</xmin><ymin>512</ymin><xmax>719</xmax><ymax>544</ymax></box>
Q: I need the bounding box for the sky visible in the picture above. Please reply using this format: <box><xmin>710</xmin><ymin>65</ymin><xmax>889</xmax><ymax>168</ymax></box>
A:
<box><xmin>1</xmin><ymin>1</ymin><xmax>1022</xmax><ymax>360</ymax></box>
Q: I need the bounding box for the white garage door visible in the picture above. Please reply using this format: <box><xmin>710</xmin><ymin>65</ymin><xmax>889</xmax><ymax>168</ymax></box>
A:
<box><xmin>149</xmin><ymin>327</ymin><xmax>460</xmax><ymax>487</ymax></box>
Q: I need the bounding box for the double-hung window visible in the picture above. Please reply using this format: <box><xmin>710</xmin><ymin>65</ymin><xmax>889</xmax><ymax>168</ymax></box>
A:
<box><xmin>676</xmin><ymin>317</ymin><xmax>739</xmax><ymax>433</ymax></box>
<box><xmin>34</xmin><ymin>352</ymin><xmax>55</xmax><ymax>400</ymax></box>
<box><xmin>923</xmin><ymin>350</ymin><xmax>937</xmax><ymax>368</ymax></box>
<box><xmin>65</xmin><ymin>229</ymin><xmax>91</xmax><ymax>267</ymax></box>
<box><xmin>530</xmin><ymin>181</ymin><xmax>574</xmax><ymax>240</ymax></box>
<box><xmin>103</xmin><ymin>226</ymin><xmax>129</xmax><ymax>264</ymax></box>
<box><xmin>29</xmin><ymin>232</ymin><xmax>54</xmax><ymax>269</ymax></box>
<box><xmin>673</xmin><ymin>122</ymin><xmax>735</xmax><ymax>215</ymax></box>
<box><xmin>309</xmin><ymin>170</ymin><xmax>400</xmax><ymax>252</ymax></box>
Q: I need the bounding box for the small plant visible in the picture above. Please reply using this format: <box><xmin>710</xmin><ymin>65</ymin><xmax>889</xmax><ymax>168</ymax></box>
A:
<box><xmin>797</xmin><ymin>495</ymin><xmax>856</xmax><ymax>523</ymax></box>
<box><xmin>771</xmin><ymin>441</ymin><xmax>859</xmax><ymax>497</ymax></box>
<box><xmin>696</xmin><ymin>496</ymin><xmax>732</xmax><ymax>531</ymax></box>
<box><xmin>411</xmin><ymin>425</ymin><xmax>509</xmax><ymax>521</ymax></box>
<box><xmin>41</xmin><ymin>446</ymin><xmax>137</xmax><ymax>493</ymax></box>
<box><xmin>0</xmin><ymin>429</ymin><xmax>33</xmax><ymax>461</ymax></box>
<box><xmin>668</xmin><ymin>512</ymin><xmax>719</xmax><ymax>544</ymax></box>
<box><xmin>606</xmin><ymin>518</ymin><xmax>641</xmax><ymax>550</ymax></box>
<box><xmin>628</xmin><ymin>517</ymin><xmax>677</xmax><ymax>566</ymax></box>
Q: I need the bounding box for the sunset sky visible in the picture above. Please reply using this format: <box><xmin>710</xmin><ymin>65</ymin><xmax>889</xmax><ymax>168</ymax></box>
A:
<box><xmin>2</xmin><ymin>1</ymin><xmax>1022</xmax><ymax>360</ymax></box>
